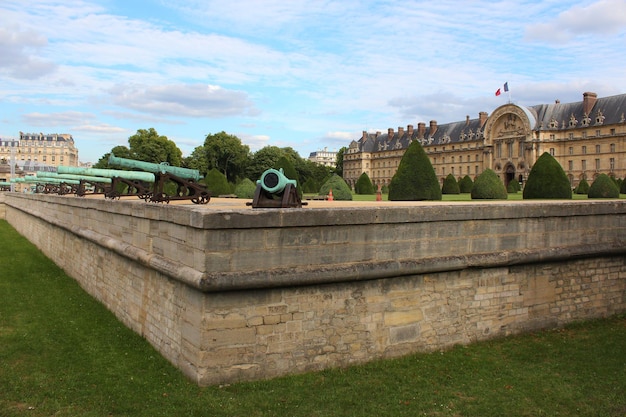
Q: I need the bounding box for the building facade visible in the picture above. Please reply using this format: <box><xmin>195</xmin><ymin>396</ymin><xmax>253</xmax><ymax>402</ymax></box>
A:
<box><xmin>0</xmin><ymin>132</ymin><xmax>79</xmax><ymax>170</ymax></box>
<box><xmin>344</xmin><ymin>92</ymin><xmax>626</xmax><ymax>190</ymax></box>
<box><xmin>308</xmin><ymin>147</ymin><xmax>337</xmax><ymax>167</ymax></box>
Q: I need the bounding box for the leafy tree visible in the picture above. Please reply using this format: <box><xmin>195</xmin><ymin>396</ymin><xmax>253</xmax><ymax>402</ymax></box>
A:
<box><xmin>319</xmin><ymin>174</ymin><xmax>352</xmax><ymax>200</ymax></box>
<box><xmin>335</xmin><ymin>146</ymin><xmax>347</xmax><ymax>178</ymax></box>
<box><xmin>574</xmin><ymin>178</ymin><xmax>590</xmax><ymax>194</ymax></box>
<box><xmin>523</xmin><ymin>152</ymin><xmax>572</xmax><ymax>199</ymax></box>
<box><xmin>355</xmin><ymin>172</ymin><xmax>376</xmax><ymax>194</ymax></box>
<box><xmin>200</xmin><ymin>132</ymin><xmax>250</xmax><ymax>183</ymax></box>
<box><xmin>442</xmin><ymin>173</ymin><xmax>460</xmax><ymax>194</ymax></box>
<box><xmin>93</xmin><ymin>146</ymin><xmax>132</xmax><ymax>168</ymax></box>
<box><xmin>203</xmin><ymin>168</ymin><xmax>233</xmax><ymax>196</ymax></box>
<box><xmin>183</xmin><ymin>146</ymin><xmax>209</xmax><ymax>173</ymax></box>
<box><xmin>588</xmin><ymin>174</ymin><xmax>620</xmax><ymax>198</ymax></box>
<box><xmin>458</xmin><ymin>175</ymin><xmax>474</xmax><ymax>193</ymax></box>
<box><xmin>471</xmin><ymin>169</ymin><xmax>507</xmax><ymax>199</ymax></box>
<box><xmin>389</xmin><ymin>140</ymin><xmax>441</xmax><ymax>201</ymax></box>
<box><xmin>246</xmin><ymin>146</ymin><xmax>284</xmax><ymax>181</ymax></box>
<box><xmin>127</xmin><ymin>128</ymin><xmax>182</xmax><ymax>166</ymax></box>
<box><xmin>234</xmin><ymin>178</ymin><xmax>257</xmax><ymax>199</ymax></box>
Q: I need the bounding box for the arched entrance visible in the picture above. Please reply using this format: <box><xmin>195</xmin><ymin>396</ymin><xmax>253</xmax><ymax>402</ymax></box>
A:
<box><xmin>504</xmin><ymin>163</ymin><xmax>516</xmax><ymax>187</ymax></box>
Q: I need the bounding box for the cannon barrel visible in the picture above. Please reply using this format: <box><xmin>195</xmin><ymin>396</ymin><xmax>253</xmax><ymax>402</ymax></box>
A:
<box><xmin>57</xmin><ymin>166</ymin><xmax>155</xmax><ymax>183</ymax></box>
<box><xmin>36</xmin><ymin>171</ymin><xmax>112</xmax><ymax>184</ymax></box>
<box><xmin>12</xmin><ymin>176</ymin><xmax>80</xmax><ymax>185</ymax></box>
<box><xmin>108</xmin><ymin>154</ymin><xmax>201</xmax><ymax>181</ymax></box>
<box><xmin>257</xmin><ymin>168</ymin><xmax>297</xmax><ymax>194</ymax></box>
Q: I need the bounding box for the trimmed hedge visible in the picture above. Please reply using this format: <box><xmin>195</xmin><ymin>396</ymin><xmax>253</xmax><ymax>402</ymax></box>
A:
<box><xmin>574</xmin><ymin>178</ymin><xmax>590</xmax><ymax>195</ymax></box>
<box><xmin>458</xmin><ymin>175</ymin><xmax>474</xmax><ymax>193</ymax></box>
<box><xmin>355</xmin><ymin>172</ymin><xmax>376</xmax><ymax>194</ymax></box>
<box><xmin>442</xmin><ymin>173</ymin><xmax>460</xmax><ymax>194</ymax></box>
<box><xmin>507</xmin><ymin>179</ymin><xmax>521</xmax><ymax>193</ymax></box>
<box><xmin>234</xmin><ymin>178</ymin><xmax>256</xmax><ymax>199</ymax></box>
<box><xmin>204</xmin><ymin>168</ymin><xmax>233</xmax><ymax>196</ymax></box>
<box><xmin>588</xmin><ymin>173</ymin><xmax>620</xmax><ymax>198</ymax></box>
<box><xmin>471</xmin><ymin>169</ymin><xmax>507</xmax><ymax>200</ymax></box>
<box><xmin>319</xmin><ymin>174</ymin><xmax>353</xmax><ymax>200</ymax></box>
<box><xmin>523</xmin><ymin>152</ymin><xmax>572</xmax><ymax>199</ymax></box>
<box><xmin>389</xmin><ymin>140</ymin><xmax>441</xmax><ymax>201</ymax></box>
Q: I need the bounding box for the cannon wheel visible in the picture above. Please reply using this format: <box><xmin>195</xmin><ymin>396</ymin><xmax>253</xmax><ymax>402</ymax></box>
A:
<box><xmin>150</xmin><ymin>193</ymin><xmax>170</xmax><ymax>204</ymax></box>
<box><xmin>191</xmin><ymin>192</ymin><xmax>211</xmax><ymax>205</ymax></box>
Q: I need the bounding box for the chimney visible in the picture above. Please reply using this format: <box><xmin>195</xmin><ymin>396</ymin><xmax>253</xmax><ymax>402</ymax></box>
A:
<box><xmin>417</xmin><ymin>122</ymin><xmax>426</xmax><ymax>138</ymax></box>
<box><xmin>361</xmin><ymin>131</ymin><xmax>367</xmax><ymax>140</ymax></box>
<box><xmin>429</xmin><ymin>120</ymin><xmax>438</xmax><ymax>136</ymax></box>
<box><xmin>407</xmin><ymin>124</ymin><xmax>414</xmax><ymax>136</ymax></box>
<box><xmin>398</xmin><ymin>126</ymin><xmax>404</xmax><ymax>136</ymax></box>
<box><xmin>388</xmin><ymin>128</ymin><xmax>394</xmax><ymax>138</ymax></box>
<box><xmin>466</xmin><ymin>115</ymin><xmax>470</xmax><ymax>126</ymax></box>
<box><xmin>583</xmin><ymin>92</ymin><xmax>597</xmax><ymax>115</ymax></box>
<box><xmin>555</xmin><ymin>99</ymin><xmax>560</xmax><ymax>104</ymax></box>
<box><xmin>375</xmin><ymin>131</ymin><xmax>381</xmax><ymax>138</ymax></box>
<box><xmin>479</xmin><ymin>111</ymin><xmax>488</xmax><ymax>127</ymax></box>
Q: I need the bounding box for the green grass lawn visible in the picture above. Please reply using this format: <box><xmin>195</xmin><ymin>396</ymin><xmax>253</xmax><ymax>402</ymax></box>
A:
<box><xmin>1</xmin><ymin>219</ymin><xmax>625</xmax><ymax>416</ymax></box>
<box><xmin>326</xmin><ymin>192</ymin><xmax>624</xmax><ymax>202</ymax></box>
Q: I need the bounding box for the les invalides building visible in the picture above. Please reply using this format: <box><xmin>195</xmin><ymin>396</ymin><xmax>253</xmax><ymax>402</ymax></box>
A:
<box><xmin>343</xmin><ymin>92</ymin><xmax>626</xmax><ymax>189</ymax></box>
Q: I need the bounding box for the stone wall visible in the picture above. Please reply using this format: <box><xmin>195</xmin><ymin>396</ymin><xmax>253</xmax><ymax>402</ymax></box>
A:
<box><xmin>2</xmin><ymin>193</ymin><xmax>625</xmax><ymax>385</ymax></box>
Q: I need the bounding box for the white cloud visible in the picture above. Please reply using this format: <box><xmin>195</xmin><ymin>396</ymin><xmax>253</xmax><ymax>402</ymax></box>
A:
<box><xmin>108</xmin><ymin>84</ymin><xmax>259</xmax><ymax>118</ymax></box>
<box><xmin>525</xmin><ymin>0</ymin><xmax>626</xmax><ymax>43</ymax></box>
<box><xmin>0</xmin><ymin>25</ymin><xmax>57</xmax><ymax>79</ymax></box>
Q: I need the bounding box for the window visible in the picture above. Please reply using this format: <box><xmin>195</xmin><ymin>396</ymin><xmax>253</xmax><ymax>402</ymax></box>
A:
<box><xmin>582</xmin><ymin>160</ymin><xmax>587</xmax><ymax>170</ymax></box>
<box><xmin>582</xmin><ymin>131</ymin><xmax>587</xmax><ymax>139</ymax></box>
<box><xmin>596</xmin><ymin>129</ymin><xmax>601</xmax><ymax>137</ymax></box>
<box><xmin>611</xmin><ymin>128</ymin><xmax>616</xmax><ymax>135</ymax></box>
<box><xmin>610</xmin><ymin>158</ymin><xmax>615</xmax><ymax>171</ymax></box>
<box><xmin>568</xmin><ymin>133</ymin><xmax>574</xmax><ymax>140</ymax></box>
<box><xmin>611</xmin><ymin>143</ymin><xmax>616</xmax><ymax>152</ymax></box>
<box><xmin>582</xmin><ymin>146</ymin><xmax>587</xmax><ymax>155</ymax></box>
<box><xmin>568</xmin><ymin>160</ymin><xmax>573</xmax><ymax>171</ymax></box>
<box><xmin>507</xmin><ymin>142</ymin><xmax>513</xmax><ymax>158</ymax></box>
<box><xmin>475</xmin><ymin>165</ymin><xmax>479</xmax><ymax>174</ymax></box>
<box><xmin>550</xmin><ymin>134</ymin><xmax>556</xmax><ymax>140</ymax></box>
<box><xmin>549</xmin><ymin>148</ymin><xmax>555</xmax><ymax>156</ymax></box>
<box><xmin>596</xmin><ymin>145</ymin><xmax>601</xmax><ymax>153</ymax></box>
<box><xmin>595</xmin><ymin>159</ymin><xmax>600</xmax><ymax>170</ymax></box>
<box><xmin>569</xmin><ymin>147</ymin><xmax>573</xmax><ymax>155</ymax></box>
<box><xmin>496</xmin><ymin>143</ymin><xmax>502</xmax><ymax>158</ymax></box>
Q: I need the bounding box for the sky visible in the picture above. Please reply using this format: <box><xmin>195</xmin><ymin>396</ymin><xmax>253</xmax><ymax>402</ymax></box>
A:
<box><xmin>1</xmin><ymin>0</ymin><xmax>626</xmax><ymax>164</ymax></box>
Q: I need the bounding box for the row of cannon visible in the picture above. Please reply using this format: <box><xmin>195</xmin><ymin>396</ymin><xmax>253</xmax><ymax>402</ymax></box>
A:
<box><xmin>4</xmin><ymin>154</ymin><xmax>305</xmax><ymax>207</ymax></box>
<box><xmin>9</xmin><ymin>154</ymin><xmax>211</xmax><ymax>204</ymax></box>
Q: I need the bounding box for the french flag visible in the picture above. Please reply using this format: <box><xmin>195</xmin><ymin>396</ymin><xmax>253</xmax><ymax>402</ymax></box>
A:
<box><xmin>495</xmin><ymin>82</ymin><xmax>509</xmax><ymax>96</ymax></box>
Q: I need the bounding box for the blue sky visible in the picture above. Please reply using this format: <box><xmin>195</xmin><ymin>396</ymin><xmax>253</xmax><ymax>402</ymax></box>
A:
<box><xmin>1</xmin><ymin>0</ymin><xmax>625</xmax><ymax>164</ymax></box>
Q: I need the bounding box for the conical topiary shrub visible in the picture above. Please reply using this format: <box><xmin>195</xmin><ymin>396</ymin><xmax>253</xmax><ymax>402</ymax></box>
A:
<box><xmin>507</xmin><ymin>178</ymin><xmax>521</xmax><ymax>193</ymax></box>
<box><xmin>458</xmin><ymin>175</ymin><xmax>473</xmax><ymax>193</ymax></box>
<box><xmin>621</xmin><ymin>178</ymin><xmax>626</xmax><ymax>194</ymax></box>
<box><xmin>471</xmin><ymin>169</ymin><xmax>507</xmax><ymax>199</ymax></box>
<box><xmin>442</xmin><ymin>173</ymin><xmax>460</xmax><ymax>194</ymax></box>
<box><xmin>204</xmin><ymin>168</ymin><xmax>233</xmax><ymax>196</ymax></box>
<box><xmin>574</xmin><ymin>178</ymin><xmax>590</xmax><ymax>194</ymax></box>
<box><xmin>523</xmin><ymin>152</ymin><xmax>572</xmax><ymax>199</ymax></box>
<box><xmin>388</xmin><ymin>140</ymin><xmax>441</xmax><ymax>201</ymax></box>
<box><xmin>355</xmin><ymin>172</ymin><xmax>376</xmax><ymax>194</ymax></box>
<box><xmin>319</xmin><ymin>174</ymin><xmax>353</xmax><ymax>200</ymax></box>
<box><xmin>588</xmin><ymin>173</ymin><xmax>620</xmax><ymax>198</ymax></box>
<box><xmin>234</xmin><ymin>178</ymin><xmax>256</xmax><ymax>198</ymax></box>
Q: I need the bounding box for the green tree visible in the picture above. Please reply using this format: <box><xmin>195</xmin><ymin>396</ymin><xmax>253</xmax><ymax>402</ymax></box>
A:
<box><xmin>319</xmin><ymin>174</ymin><xmax>353</xmax><ymax>200</ymax></box>
<box><xmin>127</xmin><ymin>128</ymin><xmax>182</xmax><ymax>166</ymax></box>
<box><xmin>93</xmin><ymin>146</ymin><xmax>132</xmax><ymax>168</ymax></box>
<box><xmin>458</xmin><ymin>175</ymin><xmax>473</xmax><ymax>193</ymax></box>
<box><xmin>183</xmin><ymin>146</ymin><xmax>209</xmax><ymax>174</ymax></box>
<box><xmin>203</xmin><ymin>168</ymin><xmax>233</xmax><ymax>196</ymax></box>
<box><xmin>355</xmin><ymin>172</ymin><xmax>376</xmax><ymax>194</ymax></box>
<box><xmin>335</xmin><ymin>146</ymin><xmax>347</xmax><ymax>178</ymax></box>
<box><xmin>588</xmin><ymin>174</ymin><xmax>620</xmax><ymax>198</ymax></box>
<box><xmin>442</xmin><ymin>173</ymin><xmax>460</xmax><ymax>194</ymax></box>
<box><xmin>523</xmin><ymin>152</ymin><xmax>572</xmax><ymax>199</ymax></box>
<box><xmin>201</xmin><ymin>132</ymin><xmax>250</xmax><ymax>183</ymax></box>
<box><xmin>471</xmin><ymin>169</ymin><xmax>508</xmax><ymax>199</ymax></box>
<box><xmin>246</xmin><ymin>146</ymin><xmax>284</xmax><ymax>181</ymax></box>
<box><xmin>389</xmin><ymin>140</ymin><xmax>441</xmax><ymax>201</ymax></box>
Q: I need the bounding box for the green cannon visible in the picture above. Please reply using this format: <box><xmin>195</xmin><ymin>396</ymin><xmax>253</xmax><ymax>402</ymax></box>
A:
<box><xmin>57</xmin><ymin>166</ymin><xmax>154</xmax><ymax>183</ymax></box>
<box><xmin>0</xmin><ymin>181</ymin><xmax>12</xmax><ymax>191</ymax></box>
<box><xmin>248</xmin><ymin>167</ymin><xmax>305</xmax><ymax>208</ymax></box>
<box><xmin>38</xmin><ymin>170</ymin><xmax>115</xmax><ymax>197</ymax></box>
<box><xmin>13</xmin><ymin>175</ymin><xmax>80</xmax><ymax>195</ymax></box>
<box><xmin>108</xmin><ymin>154</ymin><xmax>201</xmax><ymax>181</ymax></box>
<box><xmin>106</xmin><ymin>154</ymin><xmax>210</xmax><ymax>204</ymax></box>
